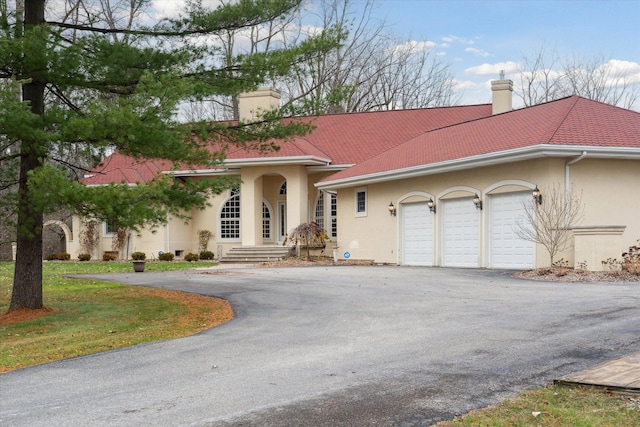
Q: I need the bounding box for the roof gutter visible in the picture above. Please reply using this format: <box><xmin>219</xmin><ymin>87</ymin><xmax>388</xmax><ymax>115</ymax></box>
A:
<box><xmin>316</xmin><ymin>145</ymin><xmax>639</xmax><ymax>190</ymax></box>
<box><xmin>223</xmin><ymin>155</ymin><xmax>332</xmax><ymax>167</ymax></box>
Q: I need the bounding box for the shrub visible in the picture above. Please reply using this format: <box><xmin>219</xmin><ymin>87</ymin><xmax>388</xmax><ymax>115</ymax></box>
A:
<box><xmin>102</xmin><ymin>252</ymin><xmax>118</xmax><ymax>261</ymax></box>
<box><xmin>159</xmin><ymin>252</ymin><xmax>174</xmax><ymax>261</ymax></box>
<box><xmin>184</xmin><ymin>252</ymin><xmax>199</xmax><ymax>262</ymax></box>
<box><xmin>78</xmin><ymin>253</ymin><xmax>91</xmax><ymax>261</ymax></box>
<box><xmin>131</xmin><ymin>251</ymin><xmax>146</xmax><ymax>261</ymax></box>
<box><xmin>199</xmin><ymin>250</ymin><xmax>214</xmax><ymax>260</ymax></box>
<box><xmin>622</xmin><ymin>240</ymin><xmax>640</xmax><ymax>274</ymax></box>
<box><xmin>47</xmin><ymin>252</ymin><xmax>71</xmax><ymax>261</ymax></box>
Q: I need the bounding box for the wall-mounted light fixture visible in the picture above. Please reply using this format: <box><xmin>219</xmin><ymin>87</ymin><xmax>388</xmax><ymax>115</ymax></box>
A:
<box><xmin>427</xmin><ymin>198</ymin><xmax>436</xmax><ymax>214</ymax></box>
<box><xmin>532</xmin><ymin>186</ymin><xmax>542</xmax><ymax>205</ymax></box>
<box><xmin>473</xmin><ymin>193</ymin><xmax>483</xmax><ymax>210</ymax></box>
<box><xmin>388</xmin><ymin>202</ymin><xmax>397</xmax><ymax>216</ymax></box>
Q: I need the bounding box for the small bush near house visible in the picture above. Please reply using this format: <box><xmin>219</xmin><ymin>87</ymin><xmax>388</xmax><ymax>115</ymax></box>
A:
<box><xmin>622</xmin><ymin>240</ymin><xmax>640</xmax><ymax>274</ymax></box>
<box><xmin>184</xmin><ymin>253</ymin><xmax>199</xmax><ymax>262</ymax></box>
<box><xmin>199</xmin><ymin>250</ymin><xmax>214</xmax><ymax>260</ymax></box>
<box><xmin>47</xmin><ymin>252</ymin><xmax>71</xmax><ymax>261</ymax></box>
<box><xmin>78</xmin><ymin>253</ymin><xmax>91</xmax><ymax>261</ymax></box>
<box><xmin>131</xmin><ymin>251</ymin><xmax>146</xmax><ymax>261</ymax></box>
<box><xmin>102</xmin><ymin>252</ymin><xmax>118</xmax><ymax>261</ymax></box>
<box><xmin>159</xmin><ymin>252</ymin><xmax>174</xmax><ymax>261</ymax></box>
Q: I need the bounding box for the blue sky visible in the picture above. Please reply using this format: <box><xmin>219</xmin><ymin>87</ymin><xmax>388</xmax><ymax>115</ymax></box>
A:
<box><xmin>147</xmin><ymin>0</ymin><xmax>640</xmax><ymax>108</ymax></box>
<box><xmin>369</xmin><ymin>0</ymin><xmax>640</xmax><ymax>106</ymax></box>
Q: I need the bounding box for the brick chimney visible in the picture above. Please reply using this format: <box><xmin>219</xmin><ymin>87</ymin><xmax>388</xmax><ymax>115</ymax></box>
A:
<box><xmin>491</xmin><ymin>79</ymin><xmax>513</xmax><ymax>115</ymax></box>
<box><xmin>238</xmin><ymin>87</ymin><xmax>281</xmax><ymax>122</ymax></box>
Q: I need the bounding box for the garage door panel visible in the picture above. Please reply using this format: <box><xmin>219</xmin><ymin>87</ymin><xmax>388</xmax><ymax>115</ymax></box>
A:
<box><xmin>402</xmin><ymin>202</ymin><xmax>433</xmax><ymax>266</ymax></box>
<box><xmin>490</xmin><ymin>192</ymin><xmax>534</xmax><ymax>269</ymax></box>
<box><xmin>442</xmin><ymin>198</ymin><xmax>479</xmax><ymax>267</ymax></box>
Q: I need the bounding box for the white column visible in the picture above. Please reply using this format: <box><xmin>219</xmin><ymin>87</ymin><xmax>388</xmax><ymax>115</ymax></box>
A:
<box><xmin>240</xmin><ymin>171</ymin><xmax>263</xmax><ymax>246</ymax></box>
<box><xmin>286</xmin><ymin>166</ymin><xmax>308</xmax><ymax>232</ymax></box>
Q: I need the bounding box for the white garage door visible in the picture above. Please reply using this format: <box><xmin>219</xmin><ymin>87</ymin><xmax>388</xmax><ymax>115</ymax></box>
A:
<box><xmin>490</xmin><ymin>192</ymin><xmax>535</xmax><ymax>269</ymax></box>
<box><xmin>402</xmin><ymin>202</ymin><xmax>433</xmax><ymax>266</ymax></box>
<box><xmin>442</xmin><ymin>198</ymin><xmax>479</xmax><ymax>267</ymax></box>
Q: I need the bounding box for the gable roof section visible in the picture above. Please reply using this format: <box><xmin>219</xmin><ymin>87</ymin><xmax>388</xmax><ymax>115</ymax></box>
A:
<box><xmin>83</xmin><ymin>152</ymin><xmax>173</xmax><ymax>186</ymax></box>
<box><xmin>296</xmin><ymin>104</ymin><xmax>493</xmax><ymax>165</ymax></box>
<box><xmin>318</xmin><ymin>96</ymin><xmax>640</xmax><ymax>188</ymax></box>
<box><xmin>82</xmin><ymin>104</ymin><xmax>493</xmax><ymax>184</ymax></box>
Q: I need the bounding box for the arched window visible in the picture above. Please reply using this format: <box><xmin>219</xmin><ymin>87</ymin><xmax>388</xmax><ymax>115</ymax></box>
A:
<box><xmin>279</xmin><ymin>181</ymin><xmax>287</xmax><ymax>195</ymax></box>
<box><xmin>220</xmin><ymin>189</ymin><xmax>240</xmax><ymax>239</ymax></box>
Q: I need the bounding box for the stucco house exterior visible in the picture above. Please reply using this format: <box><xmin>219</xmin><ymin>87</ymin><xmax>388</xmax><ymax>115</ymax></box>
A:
<box><xmin>67</xmin><ymin>81</ymin><xmax>640</xmax><ymax>271</ymax></box>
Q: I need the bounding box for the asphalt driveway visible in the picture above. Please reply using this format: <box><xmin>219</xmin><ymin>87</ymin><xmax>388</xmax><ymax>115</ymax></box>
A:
<box><xmin>1</xmin><ymin>266</ymin><xmax>640</xmax><ymax>426</ymax></box>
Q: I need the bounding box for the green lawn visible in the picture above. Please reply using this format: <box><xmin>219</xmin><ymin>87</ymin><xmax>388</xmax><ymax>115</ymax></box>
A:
<box><xmin>0</xmin><ymin>261</ymin><xmax>232</xmax><ymax>372</ymax></box>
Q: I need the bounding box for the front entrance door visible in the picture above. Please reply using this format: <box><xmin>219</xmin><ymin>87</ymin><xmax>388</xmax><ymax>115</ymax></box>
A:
<box><xmin>277</xmin><ymin>201</ymin><xmax>287</xmax><ymax>243</ymax></box>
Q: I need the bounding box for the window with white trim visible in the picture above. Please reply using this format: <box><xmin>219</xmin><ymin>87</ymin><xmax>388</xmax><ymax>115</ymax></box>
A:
<box><xmin>315</xmin><ymin>192</ymin><xmax>338</xmax><ymax>238</ymax></box>
<box><xmin>262</xmin><ymin>202</ymin><xmax>271</xmax><ymax>240</ymax></box>
<box><xmin>330</xmin><ymin>193</ymin><xmax>337</xmax><ymax>237</ymax></box>
<box><xmin>355</xmin><ymin>187</ymin><xmax>367</xmax><ymax>217</ymax></box>
<box><xmin>104</xmin><ymin>219</ymin><xmax>117</xmax><ymax>235</ymax></box>
<box><xmin>220</xmin><ymin>189</ymin><xmax>240</xmax><ymax>240</ymax></box>
<box><xmin>279</xmin><ymin>181</ymin><xmax>287</xmax><ymax>195</ymax></box>
<box><xmin>314</xmin><ymin>192</ymin><xmax>325</xmax><ymax>230</ymax></box>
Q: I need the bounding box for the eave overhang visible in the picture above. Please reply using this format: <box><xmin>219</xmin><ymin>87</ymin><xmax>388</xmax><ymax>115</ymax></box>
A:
<box><xmin>316</xmin><ymin>145</ymin><xmax>640</xmax><ymax>190</ymax></box>
<box><xmin>223</xmin><ymin>155</ymin><xmax>332</xmax><ymax>167</ymax></box>
<box><xmin>166</xmin><ymin>168</ymin><xmax>240</xmax><ymax>177</ymax></box>
<box><xmin>167</xmin><ymin>156</ymin><xmax>336</xmax><ymax>177</ymax></box>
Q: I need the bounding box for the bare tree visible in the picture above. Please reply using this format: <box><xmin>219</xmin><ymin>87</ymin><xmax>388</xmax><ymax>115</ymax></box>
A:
<box><xmin>516</xmin><ymin>47</ymin><xmax>639</xmax><ymax>110</ymax></box>
<box><xmin>285</xmin><ymin>221</ymin><xmax>327</xmax><ymax>259</ymax></box>
<box><xmin>184</xmin><ymin>0</ymin><xmax>458</xmax><ymax>119</ymax></box>
<box><xmin>515</xmin><ymin>184</ymin><xmax>584</xmax><ymax>265</ymax></box>
<box><xmin>563</xmin><ymin>54</ymin><xmax>639</xmax><ymax>110</ymax></box>
<box><xmin>516</xmin><ymin>46</ymin><xmax>565</xmax><ymax>107</ymax></box>
<box><xmin>282</xmin><ymin>0</ymin><xmax>457</xmax><ymax>114</ymax></box>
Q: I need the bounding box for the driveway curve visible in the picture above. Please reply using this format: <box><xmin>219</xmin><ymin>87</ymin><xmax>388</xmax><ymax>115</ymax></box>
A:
<box><xmin>1</xmin><ymin>266</ymin><xmax>639</xmax><ymax>426</ymax></box>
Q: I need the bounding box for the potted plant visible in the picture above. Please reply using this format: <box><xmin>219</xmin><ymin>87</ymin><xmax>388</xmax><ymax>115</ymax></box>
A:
<box><xmin>131</xmin><ymin>251</ymin><xmax>146</xmax><ymax>272</ymax></box>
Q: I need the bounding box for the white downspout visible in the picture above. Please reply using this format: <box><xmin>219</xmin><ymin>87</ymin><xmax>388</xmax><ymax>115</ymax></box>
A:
<box><xmin>565</xmin><ymin>151</ymin><xmax>587</xmax><ymax>224</ymax></box>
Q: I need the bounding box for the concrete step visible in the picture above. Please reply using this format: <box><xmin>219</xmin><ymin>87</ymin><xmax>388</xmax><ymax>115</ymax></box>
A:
<box><xmin>220</xmin><ymin>246</ymin><xmax>293</xmax><ymax>263</ymax></box>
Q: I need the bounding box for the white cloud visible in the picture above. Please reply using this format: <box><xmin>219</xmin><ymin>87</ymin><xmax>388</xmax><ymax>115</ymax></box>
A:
<box><xmin>441</xmin><ymin>35</ymin><xmax>475</xmax><ymax>45</ymax></box>
<box><xmin>452</xmin><ymin>79</ymin><xmax>479</xmax><ymax>91</ymax></box>
<box><xmin>150</xmin><ymin>0</ymin><xmax>186</xmax><ymax>19</ymax></box>
<box><xmin>464</xmin><ymin>61</ymin><xmax>521</xmax><ymax>76</ymax></box>
<box><xmin>602</xmin><ymin>59</ymin><xmax>640</xmax><ymax>83</ymax></box>
<box><xmin>150</xmin><ymin>0</ymin><xmax>224</xmax><ymax>19</ymax></box>
<box><xmin>465</xmin><ymin>47</ymin><xmax>491</xmax><ymax>57</ymax></box>
<box><xmin>300</xmin><ymin>24</ymin><xmax>325</xmax><ymax>37</ymax></box>
<box><xmin>392</xmin><ymin>40</ymin><xmax>437</xmax><ymax>54</ymax></box>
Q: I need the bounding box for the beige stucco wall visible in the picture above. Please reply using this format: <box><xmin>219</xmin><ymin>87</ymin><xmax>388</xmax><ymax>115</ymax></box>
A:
<box><xmin>69</xmin><ymin>163</ymin><xmax>337</xmax><ymax>260</ymax></box>
<box><xmin>333</xmin><ymin>157</ymin><xmax>640</xmax><ymax>270</ymax></box>
<box><xmin>569</xmin><ymin>159</ymin><xmax>640</xmax><ymax>270</ymax></box>
<box><xmin>70</xmin><ymin>157</ymin><xmax>638</xmax><ymax>269</ymax></box>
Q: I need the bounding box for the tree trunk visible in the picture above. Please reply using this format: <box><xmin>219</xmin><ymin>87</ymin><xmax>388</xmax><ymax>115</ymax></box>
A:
<box><xmin>9</xmin><ymin>0</ymin><xmax>45</xmax><ymax>311</ymax></box>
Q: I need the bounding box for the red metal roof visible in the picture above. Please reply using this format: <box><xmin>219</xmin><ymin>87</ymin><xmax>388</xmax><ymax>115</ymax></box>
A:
<box><xmin>320</xmin><ymin>96</ymin><xmax>640</xmax><ymax>183</ymax></box>
<box><xmin>83</xmin><ymin>153</ymin><xmax>173</xmax><ymax>186</ymax></box>
<box><xmin>83</xmin><ymin>104</ymin><xmax>492</xmax><ymax>184</ymax></box>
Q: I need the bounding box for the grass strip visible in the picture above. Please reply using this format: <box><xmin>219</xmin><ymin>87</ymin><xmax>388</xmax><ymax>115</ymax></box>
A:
<box><xmin>435</xmin><ymin>384</ymin><xmax>640</xmax><ymax>426</ymax></box>
<box><xmin>0</xmin><ymin>261</ymin><xmax>232</xmax><ymax>373</ymax></box>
